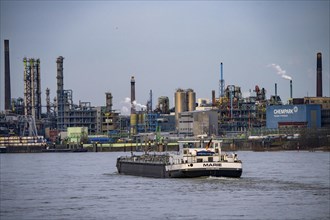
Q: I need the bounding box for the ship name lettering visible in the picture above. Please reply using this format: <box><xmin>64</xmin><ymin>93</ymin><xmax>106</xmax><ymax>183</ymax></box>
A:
<box><xmin>203</xmin><ymin>163</ymin><xmax>221</xmax><ymax>167</ymax></box>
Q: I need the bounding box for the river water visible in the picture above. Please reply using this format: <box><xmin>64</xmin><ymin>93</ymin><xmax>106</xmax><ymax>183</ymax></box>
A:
<box><xmin>0</xmin><ymin>151</ymin><xmax>329</xmax><ymax>220</ymax></box>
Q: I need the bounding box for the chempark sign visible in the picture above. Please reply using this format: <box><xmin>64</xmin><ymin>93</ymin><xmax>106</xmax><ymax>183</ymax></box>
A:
<box><xmin>266</xmin><ymin>104</ymin><xmax>321</xmax><ymax>129</ymax></box>
<box><xmin>273</xmin><ymin>106</ymin><xmax>299</xmax><ymax>117</ymax></box>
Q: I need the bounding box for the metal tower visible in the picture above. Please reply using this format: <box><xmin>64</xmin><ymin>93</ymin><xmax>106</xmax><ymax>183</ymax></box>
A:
<box><xmin>219</xmin><ymin>62</ymin><xmax>225</xmax><ymax>98</ymax></box>
<box><xmin>46</xmin><ymin>88</ymin><xmax>51</xmax><ymax>115</ymax></box>
<box><xmin>23</xmin><ymin>58</ymin><xmax>41</xmax><ymax>119</ymax></box>
<box><xmin>56</xmin><ymin>56</ymin><xmax>65</xmax><ymax>131</ymax></box>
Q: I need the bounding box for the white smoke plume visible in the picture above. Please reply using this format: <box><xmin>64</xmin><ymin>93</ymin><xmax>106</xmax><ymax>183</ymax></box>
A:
<box><xmin>268</xmin><ymin>63</ymin><xmax>292</xmax><ymax>80</ymax></box>
<box><xmin>120</xmin><ymin>97</ymin><xmax>147</xmax><ymax>115</ymax></box>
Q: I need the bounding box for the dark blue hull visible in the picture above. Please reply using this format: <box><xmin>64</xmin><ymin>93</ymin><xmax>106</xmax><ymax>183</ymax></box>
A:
<box><xmin>167</xmin><ymin>168</ymin><xmax>242</xmax><ymax>178</ymax></box>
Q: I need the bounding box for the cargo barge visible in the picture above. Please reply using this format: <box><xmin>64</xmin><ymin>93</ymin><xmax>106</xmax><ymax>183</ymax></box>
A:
<box><xmin>116</xmin><ymin>139</ymin><xmax>242</xmax><ymax>178</ymax></box>
<box><xmin>0</xmin><ymin>136</ymin><xmax>47</xmax><ymax>153</ymax></box>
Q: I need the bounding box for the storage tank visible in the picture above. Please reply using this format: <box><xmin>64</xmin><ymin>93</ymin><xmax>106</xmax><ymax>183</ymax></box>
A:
<box><xmin>138</xmin><ymin>113</ymin><xmax>145</xmax><ymax>124</ymax></box>
<box><xmin>130</xmin><ymin>114</ymin><xmax>137</xmax><ymax>126</ymax></box>
<box><xmin>175</xmin><ymin>89</ymin><xmax>187</xmax><ymax>114</ymax></box>
<box><xmin>130</xmin><ymin>114</ymin><xmax>137</xmax><ymax>135</ymax></box>
<box><xmin>175</xmin><ymin>89</ymin><xmax>187</xmax><ymax>128</ymax></box>
<box><xmin>187</xmin><ymin>88</ymin><xmax>196</xmax><ymax>111</ymax></box>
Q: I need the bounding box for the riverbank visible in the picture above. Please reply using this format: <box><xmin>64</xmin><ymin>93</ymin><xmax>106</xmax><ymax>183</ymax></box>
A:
<box><xmin>1</xmin><ymin>139</ymin><xmax>329</xmax><ymax>153</ymax></box>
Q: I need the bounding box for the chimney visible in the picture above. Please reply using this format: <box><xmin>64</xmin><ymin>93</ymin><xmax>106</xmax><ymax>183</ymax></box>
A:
<box><xmin>275</xmin><ymin>83</ymin><xmax>277</xmax><ymax>97</ymax></box>
<box><xmin>4</xmin><ymin>40</ymin><xmax>11</xmax><ymax>111</ymax></box>
<box><xmin>219</xmin><ymin>62</ymin><xmax>224</xmax><ymax>98</ymax></box>
<box><xmin>130</xmin><ymin>76</ymin><xmax>136</xmax><ymax>114</ymax></box>
<box><xmin>316</xmin><ymin>52</ymin><xmax>322</xmax><ymax>97</ymax></box>
<box><xmin>290</xmin><ymin>80</ymin><xmax>292</xmax><ymax>99</ymax></box>
<box><xmin>212</xmin><ymin>90</ymin><xmax>215</xmax><ymax>106</ymax></box>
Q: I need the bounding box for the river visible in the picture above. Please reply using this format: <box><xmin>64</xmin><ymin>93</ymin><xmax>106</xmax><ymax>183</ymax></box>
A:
<box><xmin>1</xmin><ymin>151</ymin><xmax>329</xmax><ymax>220</ymax></box>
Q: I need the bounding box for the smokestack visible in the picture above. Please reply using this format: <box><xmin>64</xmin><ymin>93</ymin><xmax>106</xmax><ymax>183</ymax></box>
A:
<box><xmin>130</xmin><ymin>76</ymin><xmax>136</xmax><ymax>114</ymax></box>
<box><xmin>219</xmin><ymin>62</ymin><xmax>224</xmax><ymax>98</ymax></box>
<box><xmin>4</xmin><ymin>40</ymin><xmax>11</xmax><ymax>111</ymax></box>
<box><xmin>316</xmin><ymin>52</ymin><xmax>322</xmax><ymax>97</ymax></box>
<box><xmin>212</xmin><ymin>90</ymin><xmax>215</xmax><ymax>106</ymax></box>
<box><xmin>275</xmin><ymin>83</ymin><xmax>278</xmax><ymax>103</ymax></box>
<box><xmin>290</xmin><ymin>80</ymin><xmax>292</xmax><ymax>99</ymax></box>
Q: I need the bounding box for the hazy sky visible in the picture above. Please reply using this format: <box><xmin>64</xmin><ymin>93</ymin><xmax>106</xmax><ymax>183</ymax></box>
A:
<box><xmin>1</xmin><ymin>1</ymin><xmax>329</xmax><ymax>114</ymax></box>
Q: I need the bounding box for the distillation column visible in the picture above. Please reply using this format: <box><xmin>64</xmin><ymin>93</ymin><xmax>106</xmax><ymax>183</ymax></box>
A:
<box><xmin>35</xmin><ymin>59</ymin><xmax>42</xmax><ymax>119</ymax></box>
<box><xmin>23</xmin><ymin>57</ymin><xmax>32</xmax><ymax>116</ymax></box>
<box><xmin>46</xmin><ymin>88</ymin><xmax>50</xmax><ymax>115</ymax></box>
<box><xmin>56</xmin><ymin>56</ymin><xmax>65</xmax><ymax>131</ymax></box>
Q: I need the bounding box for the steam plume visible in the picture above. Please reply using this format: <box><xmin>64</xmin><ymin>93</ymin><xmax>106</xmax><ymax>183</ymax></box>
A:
<box><xmin>120</xmin><ymin>97</ymin><xmax>146</xmax><ymax>115</ymax></box>
<box><xmin>268</xmin><ymin>63</ymin><xmax>292</xmax><ymax>80</ymax></box>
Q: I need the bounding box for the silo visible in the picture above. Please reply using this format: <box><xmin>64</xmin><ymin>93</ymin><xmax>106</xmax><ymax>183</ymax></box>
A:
<box><xmin>138</xmin><ymin>113</ymin><xmax>145</xmax><ymax>124</ymax></box>
<box><xmin>175</xmin><ymin>89</ymin><xmax>186</xmax><ymax>114</ymax></box>
<box><xmin>175</xmin><ymin>89</ymin><xmax>187</xmax><ymax>127</ymax></box>
<box><xmin>187</xmin><ymin>89</ymin><xmax>196</xmax><ymax>111</ymax></box>
<box><xmin>130</xmin><ymin>114</ymin><xmax>137</xmax><ymax>135</ymax></box>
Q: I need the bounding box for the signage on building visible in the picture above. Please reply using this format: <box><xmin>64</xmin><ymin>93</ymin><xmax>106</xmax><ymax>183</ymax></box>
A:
<box><xmin>273</xmin><ymin>106</ymin><xmax>298</xmax><ymax>117</ymax></box>
<box><xmin>266</xmin><ymin>104</ymin><xmax>321</xmax><ymax>129</ymax></box>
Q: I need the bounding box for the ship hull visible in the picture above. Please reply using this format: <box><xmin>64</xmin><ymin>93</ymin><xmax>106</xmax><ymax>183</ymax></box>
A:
<box><xmin>167</xmin><ymin>168</ymin><xmax>242</xmax><ymax>178</ymax></box>
<box><xmin>116</xmin><ymin>159</ymin><xmax>242</xmax><ymax>178</ymax></box>
<box><xmin>116</xmin><ymin>159</ymin><xmax>167</xmax><ymax>178</ymax></box>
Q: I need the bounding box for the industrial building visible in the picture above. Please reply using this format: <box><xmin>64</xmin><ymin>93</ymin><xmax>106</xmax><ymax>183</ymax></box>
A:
<box><xmin>155</xmin><ymin>96</ymin><xmax>170</xmax><ymax>114</ymax></box>
<box><xmin>174</xmin><ymin>88</ymin><xmax>196</xmax><ymax>129</ymax></box>
<box><xmin>178</xmin><ymin>110</ymin><xmax>218</xmax><ymax>137</ymax></box>
<box><xmin>217</xmin><ymin>85</ymin><xmax>267</xmax><ymax>133</ymax></box>
<box><xmin>55</xmin><ymin>56</ymin><xmax>98</xmax><ymax>133</ymax></box>
<box><xmin>1</xmin><ymin>38</ymin><xmax>329</xmax><ymax>148</ymax></box>
<box><xmin>23</xmin><ymin>57</ymin><xmax>42</xmax><ymax>120</ymax></box>
<box><xmin>156</xmin><ymin>114</ymin><xmax>176</xmax><ymax>132</ymax></box>
<box><xmin>266</xmin><ymin>104</ymin><xmax>321</xmax><ymax>129</ymax></box>
<box><xmin>304</xmin><ymin>97</ymin><xmax>330</xmax><ymax>128</ymax></box>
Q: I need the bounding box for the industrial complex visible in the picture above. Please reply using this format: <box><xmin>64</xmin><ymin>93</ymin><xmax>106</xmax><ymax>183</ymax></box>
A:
<box><xmin>0</xmin><ymin>39</ymin><xmax>329</xmax><ymax>152</ymax></box>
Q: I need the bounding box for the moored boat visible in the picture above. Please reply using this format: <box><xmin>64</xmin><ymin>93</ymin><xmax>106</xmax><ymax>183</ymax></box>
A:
<box><xmin>116</xmin><ymin>138</ymin><xmax>242</xmax><ymax>178</ymax></box>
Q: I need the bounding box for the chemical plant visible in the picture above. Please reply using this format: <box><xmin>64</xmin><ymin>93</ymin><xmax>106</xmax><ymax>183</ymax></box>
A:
<box><xmin>0</xmin><ymin>39</ymin><xmax>329</xmax><ymax>152</ymax></box>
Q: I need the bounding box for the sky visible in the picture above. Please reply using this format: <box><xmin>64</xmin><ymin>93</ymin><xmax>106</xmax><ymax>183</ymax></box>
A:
<box><xmin>0</xmin><ymin>1</ymin><xmax>329</xmax><ymax>114</ymax></box>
